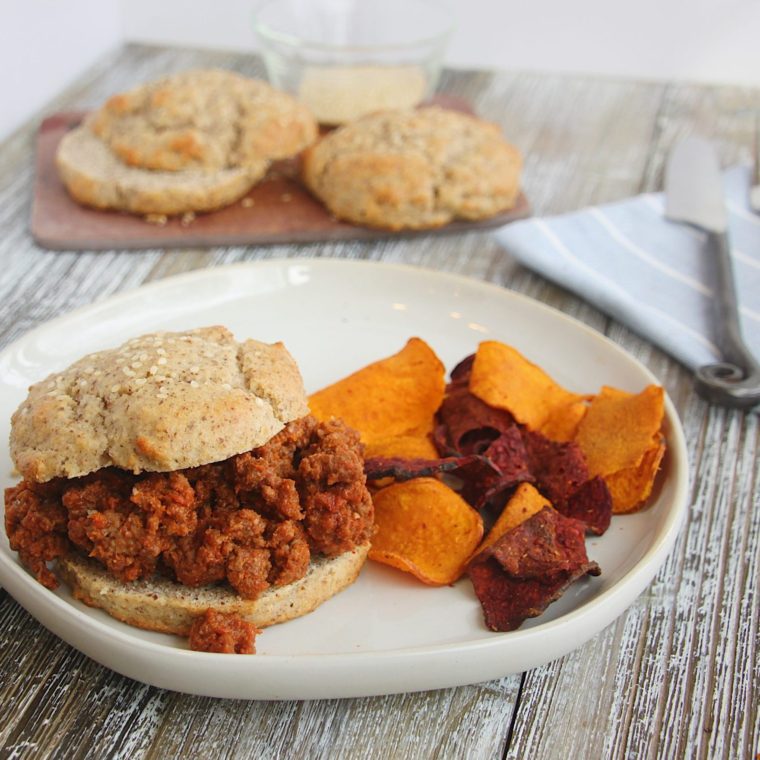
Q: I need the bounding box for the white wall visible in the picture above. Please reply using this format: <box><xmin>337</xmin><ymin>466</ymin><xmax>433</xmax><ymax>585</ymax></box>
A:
<box><xmin>122</xmin><ymin>0</ymin><xmax>760</xmax><ymax>87</ymax></box>
<box><xmin>1</xmin><ymin>0</ymin><xmax>121</xmax><ymax>140</ymax></box>
<box><xmin>446</xmin><ymin>0</ymin><xmax>760</xmax><ymax>86</ymax></box>
<box><xmin>3</xmin><ymin>0</ymin><xmax>759</xmax><ymax>141</ymax></box>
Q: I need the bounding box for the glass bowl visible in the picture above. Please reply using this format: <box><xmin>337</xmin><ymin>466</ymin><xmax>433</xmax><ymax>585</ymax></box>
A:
<box><xmin>254</xmin><ymin>0</ymin><xmax>453</xmax><ymax>125</ymax></box>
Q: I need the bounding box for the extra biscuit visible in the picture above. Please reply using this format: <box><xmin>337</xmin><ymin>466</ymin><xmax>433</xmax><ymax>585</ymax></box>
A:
<box><xmin>56</xmin><ymin>69</ymin><xmax>318</xmax><ymax>215</ymax></box>
<box><xmin>302</xmin><ymin>107</ymin><xmax>522</xmax><ymax>230</ymax></box>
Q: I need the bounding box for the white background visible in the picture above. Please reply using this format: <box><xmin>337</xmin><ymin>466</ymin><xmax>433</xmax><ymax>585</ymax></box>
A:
<box><xmin>3</xmin><ymin>0</ymin><xmax>760</xmax><ymax>141</ymax></box>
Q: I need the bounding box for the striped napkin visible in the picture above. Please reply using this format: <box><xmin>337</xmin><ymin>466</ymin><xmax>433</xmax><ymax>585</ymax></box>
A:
<box><xmin>494</xmin><ymin>165</ymin><xmax>760</xmax><ymax>370</ymax></box>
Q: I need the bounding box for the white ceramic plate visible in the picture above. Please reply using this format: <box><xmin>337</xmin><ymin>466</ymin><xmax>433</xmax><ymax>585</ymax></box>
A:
<box><xmin>0</xmin><ymin>259</ymin><xmax>688</xmax><ymax>700</ymax></box>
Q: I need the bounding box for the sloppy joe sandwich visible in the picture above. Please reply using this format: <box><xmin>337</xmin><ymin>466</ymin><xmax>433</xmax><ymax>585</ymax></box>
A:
<box><xmin>4</xmin><ymin>326</ymin><xmax>373</xmax><ymax>653</ymax></box>
<box><xmin>56</xmin><ymin>69</ymin><xmax>318</xmax><ymax>216</ymax></box>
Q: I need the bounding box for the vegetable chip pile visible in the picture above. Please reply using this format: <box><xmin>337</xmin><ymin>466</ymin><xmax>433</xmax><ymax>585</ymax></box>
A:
<box><xmin>309</xmin><ymin>338</ymin><xmax>666</xmax><ymax>631</ymax></box>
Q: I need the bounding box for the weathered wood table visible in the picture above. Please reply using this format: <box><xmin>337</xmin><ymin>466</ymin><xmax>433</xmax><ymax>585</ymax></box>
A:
<box><xmin>1</xmin><ymin>44</ymin><xmax>758</xmax><ymax>759</ymax></box>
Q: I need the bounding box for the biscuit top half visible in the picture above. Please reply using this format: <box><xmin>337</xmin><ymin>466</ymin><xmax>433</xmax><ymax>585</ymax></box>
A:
<box><xmin>10</xmin><ymin>326</ymin><xmax>309</xmax><ymax>482</ymax></box>
<box><xmin>89</xmin><ymin>69</ymin><xmax>318</xmax><ymax>173</ymax></box>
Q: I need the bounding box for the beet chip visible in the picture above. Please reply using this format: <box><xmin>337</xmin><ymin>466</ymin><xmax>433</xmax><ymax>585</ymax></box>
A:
<box><xmin>455</xmin><ymin>456</ymin><xmax>512</xmax><ymax>510</ymax></box>
<box><xmin>436</xmin><ymin>386</ymin><xmax>515</xmax><ymax>456</ymax></box>
<box><xmin>485</xmin><ymin>428</ymin><xmax>533</xmax><ymax>487</ymax></box>
<box><xmin>364</xmin><ymin>454</ymin><xmax>493</xmax><ymax>483</ymax></box>
<box><xmin>523</xmin><ymin>430</ymin><xmax>589</xmax><ymax>507</ymax></box>
<box><xmin>432</xmin><ymin>423</ymin><xmax>457</xmax><ymax>457</ymax></box>
<box><xmin>460</xmin><ymin>427</ymin><xmax>534</xmax><ymax>510</ymax></box>
<box><xmin>449</xmin><ymin>354</ymin><xmax>476</xmax><ymax>386</ymax></box>
<box><xmin>468</xmin><ymin>507</ymin><xmax>601</xmax><ymax>631</ymax></box>
<box><xmin>560</xmin><ymin>476</ymin><xmax>612</xmax><ymax>536</ymax></box>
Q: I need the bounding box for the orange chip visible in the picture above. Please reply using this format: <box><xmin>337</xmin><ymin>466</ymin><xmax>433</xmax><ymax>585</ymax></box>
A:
<box><xmin>469</xmin><ymin>341</ymin><xmax>585</xmax><ymax>430</ymax></box>
<box><xmin>309</xmin><ymin>338</ymin><xmax>444</xmax><ymax>444</ymax></box>
<box><xmin>363</xmin><ymin>434</ymin><xmax>439</xmax><ymax>460</ymax></box>
<box><xmin>607</xmin><ymin>434</ymin><xmax>666</xmax><ymax>513</ymax></box>
<box><xmin>369</xmin><ymin>478</ymin><xmax>484</xmax><ymax>585</ymax></box>
<box><xmin>539</xmin><ymin>400</ymin><xmax>588</xmax><ymax>442</ymax></box>
<box><xmin>574</xmin><ymin>385</ymin><xmax>665</xmax><ymax>476</ymax></box>
<box><xmin>402</xmin><ymin>418</ymin><xmax>436</xmax><ymax>439</ymax></box>
<box><xmin>472</xmin><ymin>482</ymin><xmax>552</xmax><ymax>558</ymax></box>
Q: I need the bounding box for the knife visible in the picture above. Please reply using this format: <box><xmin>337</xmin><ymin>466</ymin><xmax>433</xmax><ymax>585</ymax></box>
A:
<box><xmin>664</xmin><ymin>137</ymin><xmax>760</xmax><ymax>409</ymax></box>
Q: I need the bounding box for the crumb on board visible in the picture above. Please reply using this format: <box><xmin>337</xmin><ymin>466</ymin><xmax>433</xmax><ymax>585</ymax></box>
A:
<box><xmin>180</xmin><ymin>212</ymin><xmax>196</xmax><ymax>227</ymax></box>
<box><xmin>241</xmin><ymin>197</ymin><xmax>255</xmax><ymax>208</ymax></box>
<box><xmin>144</xmin><ymin>213</ymin><xmax>168</xmax><ymax>226</ymax></box>
<box><xmin>280</xmin><ymin>193</ymin><xmax>293</xmax><ymax>202</ymax></box>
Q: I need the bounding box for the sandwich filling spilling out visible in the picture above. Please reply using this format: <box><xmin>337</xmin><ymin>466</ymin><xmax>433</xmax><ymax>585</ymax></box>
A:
<box><xmin>5</xmin><ymin>415</ymin><xmax>373</xmax><ymax>603</ymax></box>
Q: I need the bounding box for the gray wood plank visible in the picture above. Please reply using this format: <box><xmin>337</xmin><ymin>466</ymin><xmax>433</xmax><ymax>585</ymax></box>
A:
<box><xmin>133</xmin><ymin>679</ymin><xmax>517</xmax><ymax>760</ymax></box>
<box><xmin>504</xmin><ymin>77</ymin><xmax>760</xmax><ymax>760</ymax></box>
<box><xmin>0</xmin><ymin>42</ymin><xmax>757</xmax><ymax>760</ymax></box>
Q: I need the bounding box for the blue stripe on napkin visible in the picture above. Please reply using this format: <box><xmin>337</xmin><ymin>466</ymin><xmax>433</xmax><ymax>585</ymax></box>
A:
<box><xmin>494</xmin><ymin>165</ymin><xmax>760</xmax><ymax>370</ymax></box>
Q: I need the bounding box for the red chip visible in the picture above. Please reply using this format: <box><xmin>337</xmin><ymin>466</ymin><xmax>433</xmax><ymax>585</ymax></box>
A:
<box><xmin>460</xmin><ymin>426</ymin><xmax>534</xmax><ymax>510</ymax></box>
<box><xmin>522</xmin><ymin>430</ymin><xmax>589</xmax><ymax>506</ymax></box>
<box><xmin>559</xmin><ymin>475</ymin><xmax>612</xmax><ymax>535</ymax></box>
<box><xmin>436</xmin><ymin>386</ymin><xmax>515</xmax><ymax>455</ymax></box>
<box><xmin>484</xmin><ymin>428</ymin><xmax>533</xmax><ymax>486</ymax></box>
<box><xmin>468</xmin><ymin>507</ymin><xmax>601</xmax><ymax>631</ymax></box>
<box><xmin>449</xmin><ymin>353</ymin><xmax>476</xmax><ymax>386</ymax></box>
<box><xmin>363</xmin><ymin>454</ymin><xmax>492</xmax><ymax>483</ymax></box>
<box><xmin>432</xmin><ymin>423</ymin><xmax>457</xmax><ymax>457</ymax></box>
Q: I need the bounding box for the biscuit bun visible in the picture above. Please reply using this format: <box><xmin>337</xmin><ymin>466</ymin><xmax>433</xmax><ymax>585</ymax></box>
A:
<box><xmin>56</xmin><ymin>125</ymin><xmax>264</xmax><ymax>216</ymax></box>
<box><xmin>58</xmin><ymin>544</ymin><xmax>370</xmax><ymax>635</ymax></box>
<box><xmin>56</xmin><ymin>68</ymin><xmax>318</xmax><ymax>215</ymax></box>
<box><xmin>11</xmin><ymin>325</ymin><xmax>309</xmax><ymax>483</ymax></box>
<box><xmin>301</xmin><ymin>106</ymin><xmax>522</xmax><ymax>231</ymax></box>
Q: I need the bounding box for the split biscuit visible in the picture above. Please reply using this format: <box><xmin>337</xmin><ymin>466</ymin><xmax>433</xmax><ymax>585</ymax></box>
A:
<box><xmin>56</xmin><ymin>69</ymin><xmax>318</xmax><ymax>215</ymax></box>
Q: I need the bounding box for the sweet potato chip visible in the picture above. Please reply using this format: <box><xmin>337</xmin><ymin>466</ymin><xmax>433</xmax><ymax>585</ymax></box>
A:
<box><xmin>472</xmin><ymin>483</ymin><xmax>551</xmax><ymax>558</ymax></box>
<box><xmin>574</xmin><ymin>385</ymin><xmax>665</xmax><ymax>476</ymax></box>
<box><xmin>369</xmin><ymin>478</ymin><xmax>484</xmax><ymax>585</ymax></box>
<box><xmin>309</xmin><ymin>338</ymin><xmax>445</xmax><ymax>443</ymax></box>
<box><xmin>402</xmin><ymin>418</ymin><xmax>437</xmax><ymax>439</ymax></box>
<box><xmin>606</xmin><ymin>434</ymin><xmax>666</xmax><ymax>513</ymax></box>
<box><xmin>468</xmin><ymin>507</ymin><xmax>601</xmax><ymax>631</ymax></box>
<box><xmin>539</xmin><ymin>400</ymin><xmax>588</xmax><ymax>442</ymax></box>
<box><xmin>469</xmin><ymin>341</ymin><xmax>585</xmax><ymax>430</ymax></box>
<box><xmin>363</xmin><ymin>435</ymin><xmax>439</xmax><ymax>461</ymax></box>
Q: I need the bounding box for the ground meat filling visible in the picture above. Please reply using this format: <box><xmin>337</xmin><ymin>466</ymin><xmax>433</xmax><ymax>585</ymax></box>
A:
<box><xmin>4</xmin><ymin>416</ymin><xmax>373</xmax><ymax>598</ymax></box>
<box><xmin>188</xmin><ymin>609</ymin><xmax>260</xmax><ymax>654</ymax></box>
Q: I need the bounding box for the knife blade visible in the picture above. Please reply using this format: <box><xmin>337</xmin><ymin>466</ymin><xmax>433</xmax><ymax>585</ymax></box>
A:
<box><xmin>665</xmin><ymin>137</ymin><xmax>728</xmax><ymax>232</ymax></box>
<box><xmin>664</xmin><ymin>137</ymin><xmax>760</xmax><ymax>409</ymax></box>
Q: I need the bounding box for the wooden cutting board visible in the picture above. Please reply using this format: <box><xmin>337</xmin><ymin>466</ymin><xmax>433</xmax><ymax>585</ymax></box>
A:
<box><xmin>30</xmin><ymin>105</ymin><xmax>530</xmax><ymax>251</ymax></box>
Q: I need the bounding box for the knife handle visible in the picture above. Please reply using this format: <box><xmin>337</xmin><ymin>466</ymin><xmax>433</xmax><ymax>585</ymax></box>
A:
<box><xmin>694</xmin><ymin>231</ymin><xmax>760</xmax><ymax>409</ymax></box>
